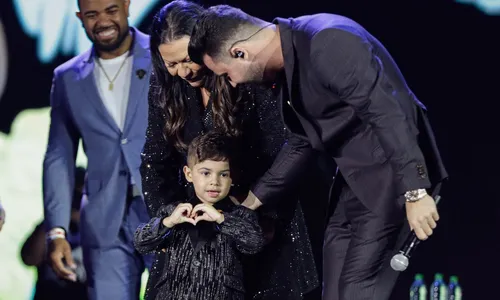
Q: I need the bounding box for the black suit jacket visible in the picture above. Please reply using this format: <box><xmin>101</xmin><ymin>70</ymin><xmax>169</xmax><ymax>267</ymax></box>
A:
<box><xmin>274</xmin><ymin>14</ymin><xmax>448</xmax><ymax>217</ymax></box>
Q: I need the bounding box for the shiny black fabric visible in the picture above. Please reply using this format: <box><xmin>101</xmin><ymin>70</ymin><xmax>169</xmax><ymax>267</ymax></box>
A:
<box><xmin>140</xmin><ymin>73</ymin><xmax>319</xmax><ymax>299</ymax></box>
<box><xmin>134</xmin><ymin>198</ymin><xmax>264</xmax><ymax>300</ymax></box>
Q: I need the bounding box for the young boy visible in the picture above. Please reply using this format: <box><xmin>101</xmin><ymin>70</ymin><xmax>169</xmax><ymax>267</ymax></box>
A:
<box><xmin>134</xmin><ymin>131</ymin><xmax>265</xmax><ymax>300</ymax></box>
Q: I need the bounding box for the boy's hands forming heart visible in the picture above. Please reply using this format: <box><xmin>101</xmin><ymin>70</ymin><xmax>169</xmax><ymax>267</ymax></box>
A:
<box><xmin>162</xmin><ymin>203</ymin><xmax>224</xmax><ymax>229</ymax></box>
<box><xmin>191</xmin><ymin>203</ymin><xmax>224</xmax><ymax>224</ymax></box>
<box><xmin>161</xmin><ymin>203</ymin><xmax>224</xmax><ymax>253</ymax></box>
<box><xmin>162</xmin><ymin>203</ymin><xmax>196</xmax><ymax>228</ymax></box>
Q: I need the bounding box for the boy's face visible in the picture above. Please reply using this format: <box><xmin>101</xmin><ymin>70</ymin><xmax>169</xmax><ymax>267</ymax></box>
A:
<box><xmin>183</xmin><ymin>159</ymin><xmax>232</xmax><ymax>204</ymax></box>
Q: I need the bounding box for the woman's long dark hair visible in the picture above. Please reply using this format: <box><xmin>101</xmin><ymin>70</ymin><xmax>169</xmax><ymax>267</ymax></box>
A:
<box><xmin>150</xmin><ymin>0</ymin><xmax>243</xmax><ymax>151</ymax></box>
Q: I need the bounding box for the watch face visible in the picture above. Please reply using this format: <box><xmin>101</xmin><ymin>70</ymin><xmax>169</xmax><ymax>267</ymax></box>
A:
<box><xmin>405</xmin><ymin>191</ymin><xmax>418</xmax><ymax>201</ymax></box>
<box><xmin>405</xmin><ymin>189</ymin><xmax>427</xmax><ymax>202</ymax></box>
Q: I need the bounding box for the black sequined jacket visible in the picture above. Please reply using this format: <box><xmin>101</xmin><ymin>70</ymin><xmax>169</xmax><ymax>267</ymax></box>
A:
<box><xmin>134</xmin><ymin>197</ymin><xmax>264</xmax><ymax>300</ymax></box>
<box><xmin>141</xmin><ymin>73</ymin><xmax>319</xmax><ymax>300</ymax></box>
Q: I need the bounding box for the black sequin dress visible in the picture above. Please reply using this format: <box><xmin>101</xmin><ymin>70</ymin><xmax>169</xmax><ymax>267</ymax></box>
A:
<box><xmin>140</xmin><ymin>74</ymin><xmax>319</xmax><ymax>300</ymax></box>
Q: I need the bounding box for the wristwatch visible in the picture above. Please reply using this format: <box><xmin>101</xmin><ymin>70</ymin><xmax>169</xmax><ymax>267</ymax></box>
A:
<box><xmin>47</xmin><ymin>227</ymin><xmax>66</xmax><ymax>241</ymax></box>
<box><xmin>404</xmin><ymin>189</ymin><xmax>428</xmax><ymax>202</ymax></box>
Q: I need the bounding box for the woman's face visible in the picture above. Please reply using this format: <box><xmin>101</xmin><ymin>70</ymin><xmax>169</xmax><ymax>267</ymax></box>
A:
<box><xmin>159</xmin><ymin>36</ymin><xmax>205</xmax><ymax>87</ymax></box>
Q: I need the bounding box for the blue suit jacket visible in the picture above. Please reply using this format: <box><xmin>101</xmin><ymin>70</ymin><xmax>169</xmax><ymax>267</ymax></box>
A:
<box><xmin>43</xmin><ymin>28</ymin><xmax>151</xmax><ymax>247</ymax></box>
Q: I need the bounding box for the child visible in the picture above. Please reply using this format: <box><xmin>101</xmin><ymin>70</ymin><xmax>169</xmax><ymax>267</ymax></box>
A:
<box><xmin>134</xmin><ymin>131</ymin><xmax>265</xmax><ymax>300</ymax></box>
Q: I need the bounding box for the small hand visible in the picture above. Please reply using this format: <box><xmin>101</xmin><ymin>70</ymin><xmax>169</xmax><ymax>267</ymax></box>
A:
<box><xmin>191</xmin><ymin>203</ymin><xmax>224</xmax><ymax>224</ymax></box>
<box><xmin>163</xmin><ymin>203</ymin><xmax>195</xmax><ymax>228</ymax></box>
<box><xmin>48</xmin><ymin>238</ymin><xmax>77</xmax><ymax>281</ymax></box>
<box><xmin>405</xmin><ymin>194</ymin><xmax>439</xmax><ymax>240</ymax></box>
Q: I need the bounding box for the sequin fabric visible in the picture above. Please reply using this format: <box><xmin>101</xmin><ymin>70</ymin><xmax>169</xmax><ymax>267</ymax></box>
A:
<box><xmin>140</xmin><ymin>74</ymin><xmax>319</xmax><ymax>299</ymax></box>
<box><xmin>238</xmin><ymin>84</ymin><xmax>319</xmax><ymax>300</ymax></box>
<box><xmin>201</xmin><ymin>97</ymin><xmax>213</xmax><ymax>132</ymax></box>
<box><xmin>140</xmin><ymin>75</ymin><xmax>184</xmax><ymax>218</ymax></box>
<box><xmin>134</xmin><ymin>199</ymin><xmax>264</xmax><ymax>300</ymax></box>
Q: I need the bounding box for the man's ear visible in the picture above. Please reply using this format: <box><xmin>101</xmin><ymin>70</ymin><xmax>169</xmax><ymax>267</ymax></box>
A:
<box><xmin>76</xmin><ymin>12</ymin><xmax>83</xmax><ymax>22</ymax></box>
<box><xmin>230</xmin><ymin>47</ymin><xmax>248</xmax><ymax>60</ymax></box>
<box><xmin>183</xmin><ymin>166</ymin><xmax>193</xmax><ymax>182</ymax></box>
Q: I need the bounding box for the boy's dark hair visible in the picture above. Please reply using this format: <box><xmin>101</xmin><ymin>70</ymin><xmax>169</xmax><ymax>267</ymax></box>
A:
<box><xmin>187</xmin><ymin>131</ymin><xmax>237</xmax><ymax>167</ymax></box>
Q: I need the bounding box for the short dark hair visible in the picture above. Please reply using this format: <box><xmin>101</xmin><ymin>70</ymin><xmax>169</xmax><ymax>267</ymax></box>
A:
<box><xmin>77</xmin><ymin>0</ymin><xmax>125</xmax><ymax>11</ymax></box>
<box><xmin>187</xmin><ymin>131</ymin><xmax>237</xmax><ymax>167</ymax></box>
<box><xmin>188</xmin><ymin>5</ymin><xmax>259</xmax><ymax>65</ymax></box>
<box><xmin>73</xmin><ymin>166</ymin><xmax>86</xmax><ymax>210</ymax></box>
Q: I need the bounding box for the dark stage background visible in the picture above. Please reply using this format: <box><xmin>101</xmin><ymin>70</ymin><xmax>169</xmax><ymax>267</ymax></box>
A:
<box><xmin>0</xmin><ymin>0</ymin><xmax>499</xmax><ymax>299</ymax></box>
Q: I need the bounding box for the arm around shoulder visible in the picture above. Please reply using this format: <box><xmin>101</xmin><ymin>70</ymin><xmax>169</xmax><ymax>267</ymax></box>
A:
<box><xmin>251</xmin><ymin>134</ymin><xmax>313</xmax><ymax>207</ymax></box>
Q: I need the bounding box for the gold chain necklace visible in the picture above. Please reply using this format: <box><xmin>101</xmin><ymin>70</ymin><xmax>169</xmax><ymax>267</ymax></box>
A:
<box><xmin>95</xmin><ymin>55</ymin><xmax>128</xmax><ymax>91</ymax></box>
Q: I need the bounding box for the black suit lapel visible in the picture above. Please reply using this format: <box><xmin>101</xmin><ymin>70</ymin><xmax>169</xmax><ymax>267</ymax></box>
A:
<box><xmin>191</xmin><ymin>222</ymin><xmax>216</xmax><ymax>254</ymax></box>
<box><xmin>186</xmin><ymin>197</ymin><xmax>234</xmax><ymax>254</ymax></box>
<box><xmin>276</xmin><ymin>17</ymin><xmax>326</xmax><ymax>151</ymax></box>
<box><xmin>184</xmin><ymin>197</ymin><xmax>215</xmax><ymax>254</ymax></box>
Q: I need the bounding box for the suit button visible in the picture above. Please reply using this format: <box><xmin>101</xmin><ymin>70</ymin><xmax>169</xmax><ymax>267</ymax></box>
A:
<box><xmin>416</xmin><ymin>164</ymin><xmax>427</xmax><ymax>178</ymax></box>
<box><xmin>121</xmin><ymin>138</ymin><xmax>128</xmax><ymax>144</ymax></box>
<box><xmin>192</xmin><ymin>260</ymin><xmax>201</xmax><ymax>267</ymax></box>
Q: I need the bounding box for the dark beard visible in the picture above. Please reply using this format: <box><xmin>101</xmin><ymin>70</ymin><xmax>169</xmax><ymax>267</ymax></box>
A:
<box><xmin>246</xmin><ymin>63</ymin><xmax>266</xmax><ymax>83</ymax></box>
<box><xmin>91</xmin><ymin>26</ymin><xmax>130</xmax><ymax>53</ymax></box>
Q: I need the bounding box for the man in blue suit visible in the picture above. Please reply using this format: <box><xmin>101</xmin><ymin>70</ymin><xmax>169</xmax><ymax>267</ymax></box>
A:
<box><xmin>43</xmin><ymin>1</ymin><xmax>151</xmax><ymax>299</ymax></box>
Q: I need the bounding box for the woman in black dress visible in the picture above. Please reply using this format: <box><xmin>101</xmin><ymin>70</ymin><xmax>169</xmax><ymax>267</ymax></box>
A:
<box><xmin>141</xmin><ymin>1</ymin><xmax>319</xmax><ymax>299</ymax></box>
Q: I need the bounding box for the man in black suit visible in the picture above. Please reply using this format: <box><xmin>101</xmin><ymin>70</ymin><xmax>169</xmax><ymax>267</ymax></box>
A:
<box><xmin>188</xmin><ymin>6</ymin><xmax>448</xmax><ymax>300</ymax></box>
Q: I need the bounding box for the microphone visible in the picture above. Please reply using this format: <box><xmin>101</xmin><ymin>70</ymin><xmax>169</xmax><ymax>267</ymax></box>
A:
<box><xmin>390</xmin><ymin>195</ymin><xmax>441</xmax><ymax>272</ymax></box>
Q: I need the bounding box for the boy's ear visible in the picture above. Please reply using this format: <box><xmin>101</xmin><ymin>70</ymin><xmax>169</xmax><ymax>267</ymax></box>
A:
<box><xmin>183</xmin><ymin>166</ymin><xmax>193</xmax><ymax>182</ymax></box>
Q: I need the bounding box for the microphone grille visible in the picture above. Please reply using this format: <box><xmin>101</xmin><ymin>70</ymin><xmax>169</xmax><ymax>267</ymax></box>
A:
<box><xmin>390</xmin><ymin>253</ymin><xmax>409</xmax><ymax>271</ymax></box>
